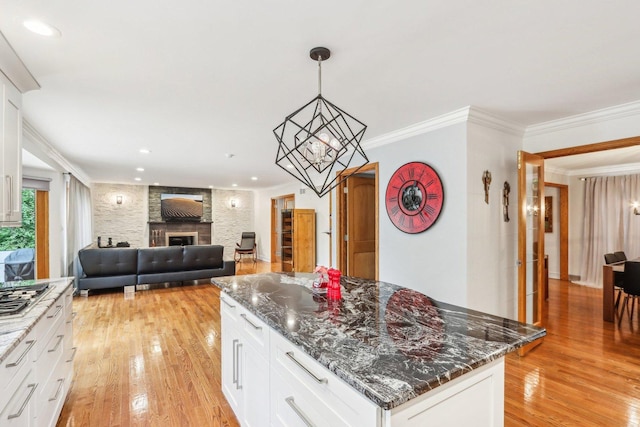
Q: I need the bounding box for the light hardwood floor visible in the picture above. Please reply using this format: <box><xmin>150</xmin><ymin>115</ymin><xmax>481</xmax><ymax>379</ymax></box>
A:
<box><xmin>57</xmin><ymin>263</ymin><xmax>640</xmax><ymax>426</ymax></box>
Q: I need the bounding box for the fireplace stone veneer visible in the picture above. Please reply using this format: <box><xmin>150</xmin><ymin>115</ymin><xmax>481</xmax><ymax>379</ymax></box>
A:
<box><xmin>148</xmin><ymin>222</ymin><xmax>212</xmax><ymax>247</ymax></box>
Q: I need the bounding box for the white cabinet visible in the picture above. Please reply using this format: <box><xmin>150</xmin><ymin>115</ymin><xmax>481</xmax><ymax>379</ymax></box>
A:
<box><xmin>220</xmin><ymin>294</ymin><xmax>270</xmax><ymax>427</ymax></box>
<box><xmin>0</xmin><ymin>284</ymin><xmax>74</xmax><ymax>427</ymax></box>
<box><xmin>0</xmin><ymin>72</ymin><xmax>23</xmax><ymax>227</ymax></box>
<box><xmin>270</xmin><ymin>331</ymin><xmax>378</xmax><ymax>427</ymax></box>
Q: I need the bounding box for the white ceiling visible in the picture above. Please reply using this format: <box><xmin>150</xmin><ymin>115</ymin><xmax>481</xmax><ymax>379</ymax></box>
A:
<box><xmin>2</xmin><ymin>1</ymin><xmax>640</xmax><ymax>189</ymax></box>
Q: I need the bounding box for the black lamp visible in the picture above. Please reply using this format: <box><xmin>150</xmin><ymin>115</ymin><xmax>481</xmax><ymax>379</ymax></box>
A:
<box><xmin>274</xmin><ymin>47</ymin><xmax>368</xmax><ymax>198</ymax></box>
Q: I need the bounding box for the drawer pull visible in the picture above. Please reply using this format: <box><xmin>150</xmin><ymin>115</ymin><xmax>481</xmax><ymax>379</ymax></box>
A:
<box><xmin>222</xmin><ymin>298</ymin><xmax>236</xmax><ymax>309</ymax></box>
<box><xmin>285</xmin><ymin>352</ymin><xmax>328</xmax><ymax>384</ymax></box>
<box><xmin>232</xmin><ymin>339</ymin><xmax>239</xmax><ymax>385</ymax></box>
<box><xmin>7</xmin><ymin>383</ymin><xmax>37</xmax><ymax>420</ymax></box>
<box><xmin>47</xmin><ymin>304</ymin><xmax>63</xmax><ymax>319</ymax></box>
<box><xmin>49</xmin><ymin>335</ymin><xmax>64</xmax><ymax>353</ymax></box>
<box><xmin>285</xmin><ymin>396</ymin><xmax>316</xmax><ymax>427</ymax></box>
<box><xmin>236</xmin><ymin>343</ymin><xmax>243</xmax><ymax>390</ymax></box>
<box><xmin>49</xmin><ymin>379</ymin><xmax>64</xmax><ymax>402</ymax></box>
<box><xmin>240</xmin><ymin>313</ymin><xmax>262</xmax><ymax>330</ymax></box>
<box><xmin>66</xmin><ymin>347</ymin><xmax>78</xmax><ymax>363</ymax></box>
<box><xmin>6</xmin><ymin>340</ymin><xmax>35</xmax><ymax>368</ymax></box>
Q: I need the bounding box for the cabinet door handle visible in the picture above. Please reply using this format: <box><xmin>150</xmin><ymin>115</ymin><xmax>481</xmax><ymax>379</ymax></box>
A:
<box><xmin>285</xmin><ymin>396</ymin><xmax>316</xmax><ymax>427</ymax></box>
<box><xmin>6</xmin><ymin>175</ymin><xmax>13</xmax><ymax>215</ymax></box>
<box><xmin>285</xmin><ymin>351</ymin><xmax>328</xmax><ymax>384</ymax></box>
<box><xmin>47</xmin><ymin>305</ymin><xmax>63</xmax><ymax>319</ymax></box>
<box><xmin>66</xmin><ymin>347</ymin><xmax>77</xmax><ymax>363</ymax></box>
<box><xmin>48</xmin><ymin>379</ymin><xmax>65</xmax><ymax>402</ymax></box>
<box><xmin>232</xmin><ymin>339</ymin><xmax>239</xmax><ymax>385</ymax></box>
<box><xmin>7</xmin><ymin>383</ymin><xmax>37</xmax><ymax>420</ymax></box>
<box><xmin>240</xmin><ymin>313</ymin><xmax>262</xmax><ymax>330</ymax></box>
<box><xmin>48</xmin><ymin>335</ymin><xmax>64</xmax><ymax>353</ymax></box>
<box><xmin>222</xmin><ymin>298</ymin><xmax>236</xmax><ymax>309</ymax></box>
<box><xmin>6</xmin><ymin>340</ymin><xmax>35</xmax><ymax>368</ymax></box>
<box><xmin>236</xmin><ymin>343</ymin><xmax>242</xmax><ymax>390</ymax></box>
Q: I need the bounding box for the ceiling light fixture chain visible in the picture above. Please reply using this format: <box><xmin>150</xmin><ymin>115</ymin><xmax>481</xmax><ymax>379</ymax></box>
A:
<box><xmin>273</xmin><ymin>46</ymin><xmax>369</xmax><ymax>198</ymax></box>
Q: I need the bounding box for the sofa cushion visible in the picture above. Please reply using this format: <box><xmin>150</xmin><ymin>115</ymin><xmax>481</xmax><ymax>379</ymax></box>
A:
<box><xmin>78</xmin><ymin>247</ymin><xmax>138</xmax><ymax>276</ymax></box>
<box><xmin>183</xmin><ymin>245</ymin><xmax>224</xmax><ymax>270</ymax></box>
<box><xmin>137</xmin><ymin>246</ymin><xmax>184</xmax><ymax>274</ymax></box>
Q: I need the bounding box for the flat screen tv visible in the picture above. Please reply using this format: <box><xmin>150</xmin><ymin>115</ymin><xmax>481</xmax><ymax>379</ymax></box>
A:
<box><xmin>160</xmin><ymin>194</ymin><xmax>203</xmax><ymax>222</ymax></box>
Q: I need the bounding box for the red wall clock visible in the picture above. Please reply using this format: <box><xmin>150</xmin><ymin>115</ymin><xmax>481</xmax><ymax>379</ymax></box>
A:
<box><xmin>385</xmin><ymin>161</ymin><xmax>444</xmax><ymax>234</ymax></box>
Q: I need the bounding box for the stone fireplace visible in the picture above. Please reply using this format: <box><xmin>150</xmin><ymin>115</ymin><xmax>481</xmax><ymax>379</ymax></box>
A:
<box><xmin>148</xmin><ymin>222</ymin><xmax>212</xmax><ymax>247</ymax></box>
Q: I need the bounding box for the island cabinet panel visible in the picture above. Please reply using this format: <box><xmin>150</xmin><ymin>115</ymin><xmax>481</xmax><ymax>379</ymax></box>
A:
<box><xmin>270</xmin><ymin>330</ymin><xmax>379</xmax><ymax>427</ymax></box>
<box><xmin>220</xmin><ymin>294</ymin><xmax>270</xmax><ymax>427</ymax></box>
<box><xmin>386</xmin><ymin>358</ymin><xmax>504</xmax><ymax>427</ymax></box>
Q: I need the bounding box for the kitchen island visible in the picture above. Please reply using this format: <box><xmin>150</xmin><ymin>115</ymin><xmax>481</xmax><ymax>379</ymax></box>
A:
<box><xmin>212</xmin><ymin>273</ymin><xmax>545</xmax><ymax>427</ymax></box>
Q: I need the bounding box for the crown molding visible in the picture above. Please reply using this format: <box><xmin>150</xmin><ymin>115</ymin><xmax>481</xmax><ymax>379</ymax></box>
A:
<box><xmin>467</xmin><ymin>106</ymin><xmax>526</xmax><ymax>137</ymax></box>
<box><xmin>362</xmin><ymin>106</ymin><xmax>525</xmax><ymax>150</ymax></box>
<box><xmin>22</xmin><ymin>120</ymin><xmax>92</xmax><ymax>187</ymax></box>
<box><xmin>525</xmin><ymin>100</ymin><xmax>640</xmax><ymax>138</ymax></box>
<box><xmin>362</xmin><ymin>106</ymin><xmax>471</xmax><ymax>150</ymax></box>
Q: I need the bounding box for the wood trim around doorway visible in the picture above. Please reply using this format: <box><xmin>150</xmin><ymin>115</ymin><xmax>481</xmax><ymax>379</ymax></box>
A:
<box><xmin>544</xmin><ymin>183</ymin><xmax>569</xmax><ymax>281</ymax></box>
<box><xmin>336</xmin><ymin>162</ymin><xmax>379</xmax><ymax>280</ymax></box>
<box><xmin>535</xmin><ymin>135</ymin><xmax>640</xmax><ymax>159</ymax></box>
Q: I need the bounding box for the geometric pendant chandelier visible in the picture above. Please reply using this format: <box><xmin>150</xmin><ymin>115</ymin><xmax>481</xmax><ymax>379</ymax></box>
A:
<box><xmin>274</xmin><ymin>47</ymin><xmax>368</xmax><ymax>198</ymax></box>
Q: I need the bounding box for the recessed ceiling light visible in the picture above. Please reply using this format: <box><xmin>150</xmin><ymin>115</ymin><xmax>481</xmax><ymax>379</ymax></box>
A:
<box><xmin>232</xmin><ymin>183</ymin><xmax>238</xmax><ymax>187</ymax></box>
<box><xmin>136</xmin><ymin>167</ymin><xmax>144</xmax><ymax>172</ymax></box>
<box><xmin>23</xmin><ymin>19</ymin><xmax>61</xmax><ymax>37</ymax></box>
<box><xmin>153</xmin><ymin>182</ymin><xmax>160</xmax><ymax>186</ymax></box>
<box><xmin>134</xmin><ymin>177</ymin><xmax>142</xmax><ymax>181</ymax></box>
<box><xmin>286</xmin><ymin>164</ymin><xmax>294</xmax><ymax>169</ymax></box>
<box><xmin>208</xmin><ymin>185</ymin><xmax>214</xmax><ymax>188</ymax></box>
<box><xmin>251</xmin><ymin>176</ymin><xmax>258</xmax><ymax>181</ymax></box>
<box><xmin>139</xmin><ymin>148</ymin><xmax>150</xmax><ymax>154</ymax></box>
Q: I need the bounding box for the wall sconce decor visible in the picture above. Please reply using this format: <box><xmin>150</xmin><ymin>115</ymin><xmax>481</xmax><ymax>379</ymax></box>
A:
<box><xmin>482</xmin><ymin>170</ymin><xmax>492</xmax><ymax>204</ymax></box>
<box><xmin>116</xmin><ymin>195</ymin><xmax>123</xmax><ymax>205</ymax></box>
<box><xmin>273</xmin><ymin>47</ymin><xmax>368</xmax><ymax>198</ymax></box>
<box><xmin>230</xmin><ymin>198</ymin><xmax>237</xmax><ymax>208</ymax></box>
<box><xmin>502</xmin><ymin>181</ymin><xmax>510</xmax><ymax>222</ymax></box>
<box><xmin>633</xmin><ymin>202</ymin><xmax>640</xmax><ymax>215</ymax></box>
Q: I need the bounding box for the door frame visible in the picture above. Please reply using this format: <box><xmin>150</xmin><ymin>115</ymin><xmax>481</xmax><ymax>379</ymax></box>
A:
<box><xmin>543</xmin><ymin>182</ymin><xmax>569</xmax><ymax>282</ymax></box>
<box><xmin>336</xmin><ymin>162</ymin><xmax>379</xmax><ymax>280</ymax></box>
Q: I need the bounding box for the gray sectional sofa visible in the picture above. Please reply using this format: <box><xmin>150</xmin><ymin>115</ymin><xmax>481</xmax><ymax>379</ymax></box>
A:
<box><xmin>77</xmin><ymin>245</ymin><xmax>235</xmax><ymax>291</ymax></box>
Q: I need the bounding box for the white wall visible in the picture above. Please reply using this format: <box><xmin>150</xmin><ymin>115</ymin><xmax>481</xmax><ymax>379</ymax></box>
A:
<box><xmin>466</xmin><ymin>122</ymin><xmax>521</xmax><ymax>318</ymax></box>
<box><xmin>368</xmin><ymin>123</ymin><xmax>469</xmax><ymax>307</ymax></box>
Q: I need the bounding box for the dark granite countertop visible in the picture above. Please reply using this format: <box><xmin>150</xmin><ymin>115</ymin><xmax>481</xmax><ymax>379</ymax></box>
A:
<box><xmin>0</xmin><ymin>278</ymin><xmax>74</xmax><ymax>364</ymax></box>
<box><xmin>212</xmin><ymin>272</ymin><xmax>546</xmax><ymax>410</ymax></box>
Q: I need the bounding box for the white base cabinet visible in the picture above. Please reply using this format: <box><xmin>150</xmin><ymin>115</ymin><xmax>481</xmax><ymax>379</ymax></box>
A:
<box><xmin>220</xmin><ymin>293</ymin><xmax>270</xmax><ymax>427</ymax></box>
<box><xmin>220</xmin><ymin>293</ymin><xmax>506</xmax><ymax>427</ymax></box>
<box><xmin>0</xmin><ymin>285</ymin><xmax>74</xmax><ymax>426</ymax></box>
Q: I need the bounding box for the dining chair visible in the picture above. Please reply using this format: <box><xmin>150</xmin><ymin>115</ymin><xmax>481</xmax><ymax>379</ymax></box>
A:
<box><xmin>620</xmin><ymin>261</ymin><xmax>640</xmax><ymax>323</ymax></box>
<box><xmin>605</xmin><ymin>253</ymin><xmax>624</xmax><ymax>310</ymax></box>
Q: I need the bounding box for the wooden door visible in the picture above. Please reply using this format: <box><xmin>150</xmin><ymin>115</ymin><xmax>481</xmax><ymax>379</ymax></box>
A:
<box><xmin>517</xmin><ymin>151</ymin><xmax>545</xmax><ymax>355</ymax></box>
<box><xmin>293</xmin><ymin>209</ymin><xmax>315</xmax><ymax>272</ymax></box>
<box><xmin>347</xmin><ymin>175</ymin><xmax>376</xmax><ymax>279</ymax></box>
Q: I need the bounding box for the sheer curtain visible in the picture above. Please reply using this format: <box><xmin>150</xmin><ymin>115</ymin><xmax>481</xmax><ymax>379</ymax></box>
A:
<box><xmin>578</xmin><ymin>174</ymin><xmax>640</xmax><ymax>287</ymax></box>
<box><xmin>64</xmin><ymin>174</ymin><xmax>92</xmax><ymax>286</ymax></box>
